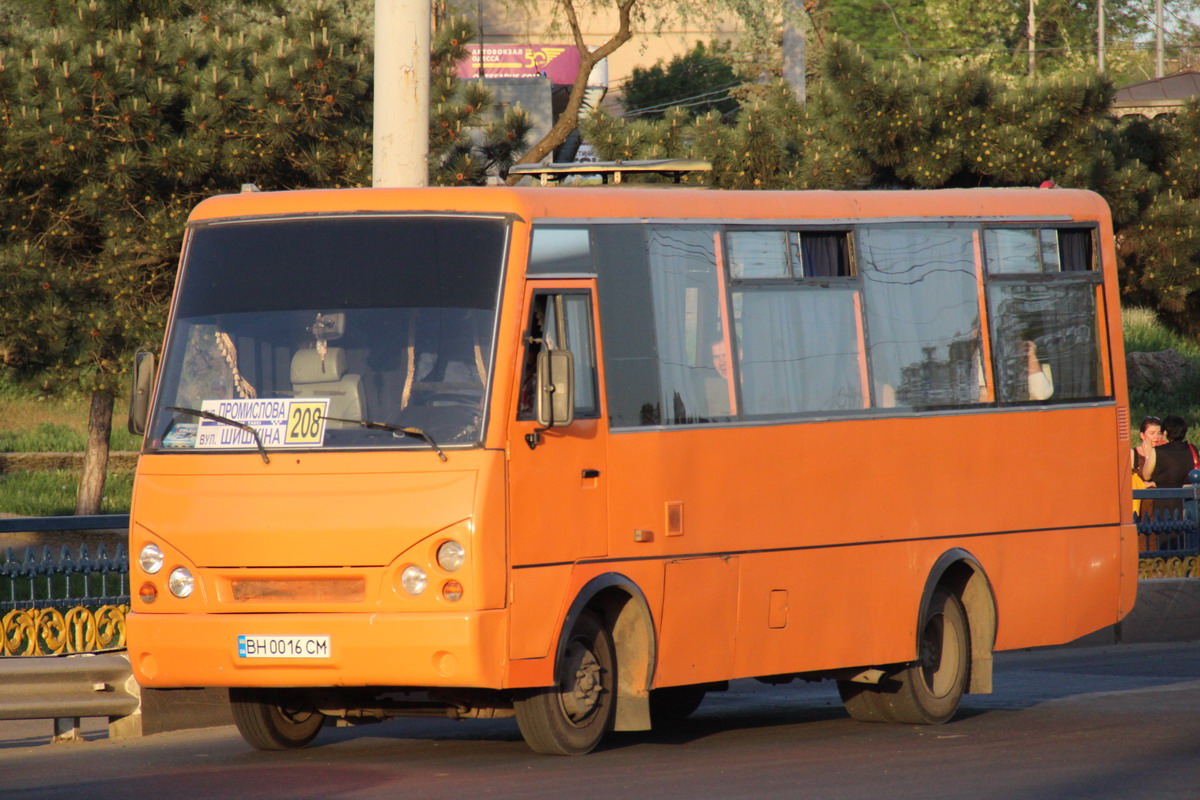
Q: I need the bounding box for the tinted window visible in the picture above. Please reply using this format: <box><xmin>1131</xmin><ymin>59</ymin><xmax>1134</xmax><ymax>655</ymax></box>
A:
<box><xmin>149</xmin><ymin>215</ymin><xmax>506</xmax><ymax>452</ymax></box>
<box><xmin>529</xmin><ymin>227</ymin><xmax>594</xmax><ymax>275</ymax></box>
<box><xmin>859</xmin><ymin>225</ymin><xmax>983</xmax><ymax>409</ymax></box>
<box><xmin>593</xmin><ymin>225</ymin><xmax>662</xmax><ymax>427</ymax></box>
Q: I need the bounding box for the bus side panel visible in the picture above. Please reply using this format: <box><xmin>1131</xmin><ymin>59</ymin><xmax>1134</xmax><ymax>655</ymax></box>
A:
<box><xmin>986</xmin><ymin>526</ymin><xmax>1125</xmax><ymax>651</ymax></box>
<box><xmin>508</xmin><ymin>565</ymin><xmax>572</xmax><ymax>660</ymax></box>
<box><xmin>732</xmin><ymin>547</ymin><xmax>918</xmax><ymax>678</ymax></box>
<box><xmin>605</xmin><ymin>403</ymin><xmax>1127</xmax><ymax>684</ymax></box>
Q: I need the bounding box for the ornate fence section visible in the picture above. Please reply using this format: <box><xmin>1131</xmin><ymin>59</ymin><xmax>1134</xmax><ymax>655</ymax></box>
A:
<box><xmin>1134</xmin><ymin>486</ymin><xmax>1200</xmax><ymax>579</ymax></box>
<box><xmin>0</xmin><ymin>516</ymin><xmax>130</xmax><ymax>657</ymax></box>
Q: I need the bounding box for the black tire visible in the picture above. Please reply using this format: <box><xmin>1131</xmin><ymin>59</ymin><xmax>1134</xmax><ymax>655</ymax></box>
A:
<box><xmin>514</xmin><ymin>610</ymin><xmax>616</xmax><ymax>755</ymax></box>
<box><xmin>649</xmin><ymin>685</ymin><xmax>707</xmax><ymax>726</ymax></box>
<box><xmin>229</xmin><ymin>688</ymin><xmax>325</xmax><ymax>751</ymax></box>
<box><xmin>836</xmin><ymin>679</ymin><xmax>895</xmax><ymax>723</ymax></box>
<box><xmin>881</xmin><ymin>586</ymin><xmax>970</xmax><ymax>724</ymax></box>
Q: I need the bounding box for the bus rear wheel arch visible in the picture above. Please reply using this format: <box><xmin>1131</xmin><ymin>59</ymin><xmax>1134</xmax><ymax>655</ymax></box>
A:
<box><xmin>837</xmin><ymin>554</ymin><xmax>996</xmax><ymax>725</ymax></box>
<box><xmin>229</xmin><ymin>687</ymin><xmax>326</xmax><ymax>750</ymax></box>
<box><xmin>837</xmin><ymin>586</ymin><xmax>970</xmax><ymax>724</ymax></box>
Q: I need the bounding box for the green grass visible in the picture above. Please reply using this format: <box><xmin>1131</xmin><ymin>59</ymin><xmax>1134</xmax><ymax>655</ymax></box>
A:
<box><xmin>0</xmin><ymin>421</ymin><xmax>141</xmax><ymax>453</ymax></box>
<box><xmin>0</xmin><ymin>470</ymin><xmax>134</xmax><ymax>516</ymax></box>
<box><xmin>0</xmin><ymin>379</ymin><xmax>141</xmax><ymax>453</ymax></box>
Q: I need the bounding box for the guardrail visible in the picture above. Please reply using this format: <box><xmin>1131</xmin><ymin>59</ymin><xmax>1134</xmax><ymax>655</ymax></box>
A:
<box><xmin>0</xmin><ymin>653</ymin><xmax>140</xmax><ymax>741</ymax></box>
<box><xmin>0</xmin><ymin>515</ymin><xmax>138</xmax><ymax>741</ymax></box>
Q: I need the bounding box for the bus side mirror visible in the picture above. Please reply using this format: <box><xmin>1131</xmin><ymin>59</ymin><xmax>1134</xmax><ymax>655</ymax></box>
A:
<box><xmin>128</xmin><ymin>349</ymin><xmax>156</xmax><ymax>436</ymax></box>
<box><xmin>536</xmin><ymin>349</ymin><xmax>575</xmax><ymax>429</ymax></box>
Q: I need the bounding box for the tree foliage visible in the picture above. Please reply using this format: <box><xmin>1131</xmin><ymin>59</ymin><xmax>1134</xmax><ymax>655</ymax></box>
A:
<box><xmin>815</xmin><ymin>0</ymin><xmax>1200</xmax><ymax>80</ymax></box>
<box><xmin>0</xmin><ymin>0</ymin><xmax>525</xmax><ymax>512</ymax></box>
<box><xmin>585</xmin><ymin>37</ymin><xmax>1200</xmax><ymax>329</ymax></box>
<box><xmin>621</xmin><ymin>41</ymin><xmax>740</xmax><ymax>120</ymax></box>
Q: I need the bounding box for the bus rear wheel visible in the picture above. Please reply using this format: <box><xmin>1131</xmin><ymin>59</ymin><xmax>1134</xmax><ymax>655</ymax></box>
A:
<box><xmin>229</xmin><ymin>688</ymin><xmax>325</xmax><ymax>750</ymax></box>
<box><xmin>883</xmin><ymin>586</ymin><xmax>970</xmax><ymax>724</ymax></box>
<box><xmin>514</xmin><ymin>610</ymin><xmax>616</xmax><ymax>755</ymax></box>
<box><xmin>836</xmin><ymin>679</ymin><xmax>895</xmax><ymax>723</ymax></box>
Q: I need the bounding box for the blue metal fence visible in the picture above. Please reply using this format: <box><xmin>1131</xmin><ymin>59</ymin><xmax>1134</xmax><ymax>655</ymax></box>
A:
<box><xmin>1133</xmin><ymin>487</ymin><xmax>1200</xmax><ymax>560</ymax></box>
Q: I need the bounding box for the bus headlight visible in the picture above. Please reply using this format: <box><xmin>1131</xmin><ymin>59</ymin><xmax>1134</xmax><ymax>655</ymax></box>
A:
<box><xmin>139</xmin><ymin>543</ymin><xmax>164</xmax><ymax>575</ymax></box>
<box><xmin>168</xmin><ymin>567</ymin><xmax>195</xmax><ymax>598</ymax></box>
<box><xmin>437</xmin><ymin>540</ymin><xmax>465</xmax><ymax>572</ymax></box>
<box><xmin>400</xmin><ymin>565</ymin><xmax>427</xmax><ymax>595</ymax></box>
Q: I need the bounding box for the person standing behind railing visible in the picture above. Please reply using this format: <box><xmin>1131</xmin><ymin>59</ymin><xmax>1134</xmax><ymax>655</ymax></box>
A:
<box><xmin>1140</xmin><ymin>415</ymin><xmax>1198</xmax><ymax>517</ymax></box>
<box><xmin>1133</xmin><ymin>415</ymin><xmax>1164</xmax><ymax>516</ymax></box>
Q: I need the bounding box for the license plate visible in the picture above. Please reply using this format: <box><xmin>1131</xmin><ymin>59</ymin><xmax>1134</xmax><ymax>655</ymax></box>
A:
<box><xmin>237</xmin><ymin>635</ymin><xmax>330</xmax><ymax>659</ymax></box>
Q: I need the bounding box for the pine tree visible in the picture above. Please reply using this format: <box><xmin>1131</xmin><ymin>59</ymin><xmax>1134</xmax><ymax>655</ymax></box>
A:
<box><xmin>0</xmin><ymin>0</ymin><xmax>525</xmax><ymax>513</ymax></box>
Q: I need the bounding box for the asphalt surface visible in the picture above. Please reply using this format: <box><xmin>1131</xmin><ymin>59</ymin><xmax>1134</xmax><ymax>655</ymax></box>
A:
<box><xmin>4</xmin><ymin>641</ymin><xmax>1200</xmax><ymax>799</ymax></box>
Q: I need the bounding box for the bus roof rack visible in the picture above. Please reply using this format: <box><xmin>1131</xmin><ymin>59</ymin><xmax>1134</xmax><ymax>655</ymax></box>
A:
<box><xmin>508</xmin><ymin>159</ymin><xmax>712</xmax><ymax>186</ymax></box>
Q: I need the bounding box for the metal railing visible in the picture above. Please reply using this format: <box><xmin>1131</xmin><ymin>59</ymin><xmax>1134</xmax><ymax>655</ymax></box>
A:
<box><xmin>0</xmin><ymin>515</ymin><xmax>138</xmax><ymax>740</ymax></box>
<box><xmin>1133</xmin><ymin>486</ymin><xmax>1200</xmax><ymax>578</ymax></box>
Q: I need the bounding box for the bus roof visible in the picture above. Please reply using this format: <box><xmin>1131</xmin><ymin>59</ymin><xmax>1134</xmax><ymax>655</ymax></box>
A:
<box><xmin>186</xmin><ymin>185</ymin><xmax>1113</xmax><ymax>227</ymax></box>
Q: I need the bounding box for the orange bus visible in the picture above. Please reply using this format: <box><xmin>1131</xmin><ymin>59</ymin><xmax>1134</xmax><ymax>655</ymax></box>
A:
<box><xmin>126</xmin><ymin>179</ymin><xmax>1136</xmax><ymax>755</ymax></box>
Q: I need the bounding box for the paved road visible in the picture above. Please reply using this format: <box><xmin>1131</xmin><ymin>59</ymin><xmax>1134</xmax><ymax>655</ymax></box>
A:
<box><xmin>5</xmin><ymin>642</ymin><xmax>1200</xmax><ymax>799</ymax></box>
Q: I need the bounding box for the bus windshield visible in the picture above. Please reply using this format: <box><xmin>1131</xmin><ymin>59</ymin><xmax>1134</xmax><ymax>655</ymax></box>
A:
<box><xmin>145</xmin><ymin>214</ymin><xmax>508</xmax><ymax>454</ymax></box>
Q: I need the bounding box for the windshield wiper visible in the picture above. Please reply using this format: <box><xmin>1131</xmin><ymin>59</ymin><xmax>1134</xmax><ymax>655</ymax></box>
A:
<box><xmin>167</xmin><ymin>406</ymin><xmax>271</xmax><ymax>464</ymax></box>
<box><xmin>323</xmin><ymin>417</ymin><xmax>448</xmax><ymax>462</ymax></box>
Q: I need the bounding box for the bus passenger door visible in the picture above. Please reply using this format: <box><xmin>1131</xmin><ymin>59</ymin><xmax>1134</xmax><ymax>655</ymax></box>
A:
<box><xmin>508</xmin><ymin>284</ymin><xmax>608</xmax><ymax>568</ymax></box>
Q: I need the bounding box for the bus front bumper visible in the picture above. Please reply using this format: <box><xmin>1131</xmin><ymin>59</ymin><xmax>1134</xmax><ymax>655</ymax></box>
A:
<box><xmin>127</xmin><ymin>609</ymin><xmax>508</xmax><ymax>689</ymax></box>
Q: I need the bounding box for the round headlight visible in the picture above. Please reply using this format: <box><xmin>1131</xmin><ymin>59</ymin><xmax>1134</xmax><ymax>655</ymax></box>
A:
<box><xmin>400</xmin><ymin>565</ymin><xmax>427</xmax><ymax>595</ymax></box>
<box><xmin>437</xmin><ymin>540</ymin><xmax>465</xmax><ymax>572</ymax></box>
<box><xmin>139</xmin><ymin>543</ymin><xmax>164</xmax><ymax>575</ymax></box>
<box><xmin>167</xmin><ymin>567</ymin><xmax>194</xmax><ymax>598</ymax></box>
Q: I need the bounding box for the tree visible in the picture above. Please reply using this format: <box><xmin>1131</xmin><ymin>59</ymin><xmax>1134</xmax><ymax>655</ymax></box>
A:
<box><xmin>1117</xmin><ymin>104</ymin><xmax>1200</xmax><ymax>336</ymax></box>
<box><xmin>621</xmin><ymin>41</ymin><xmax>740</xmax><ymax>120</ymax></box>
<box><xmin>815</xmin><ymin>0</ymin><xmax>1200</xmax><ymax>82</ymax></box>
<box><xmin>502</xmin><ymin>0</ymin><xmax>791</xmax><ymax>178</ymax></box>
<box><xmin>0</xmin><ymin>0</ymin><xmax>525</xmax><ymax>513</ymax></box>
<box><xmin>586</xmin><ymin>37</ymin><xmax>1161</xmax><ymax>209</ymax></box>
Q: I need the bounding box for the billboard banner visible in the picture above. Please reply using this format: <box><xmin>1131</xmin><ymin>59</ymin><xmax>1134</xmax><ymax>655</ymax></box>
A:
<box><xmin>457</xmin><ymin>45</ymin><xmax>581</xmax><ymax>84</ymax></box>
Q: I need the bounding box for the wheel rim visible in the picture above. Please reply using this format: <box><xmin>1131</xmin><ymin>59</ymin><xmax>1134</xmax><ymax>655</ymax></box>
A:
<box><xmin>557</xmin><ymin>636</ymin><xmax>604</xmax><ymax>726</ymax></box>
<box><xmin>919</xmin><ymin>609</ymin><xmax>962</xmax><ymax>699</ymax></box>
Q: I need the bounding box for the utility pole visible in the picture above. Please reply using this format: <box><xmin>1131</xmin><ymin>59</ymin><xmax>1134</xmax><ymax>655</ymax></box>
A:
<box><xmin>1097</xmin><ymin>1</ymin><xmax>1105</xmax><ymax>74</ymax></box>
<box><xmin>782</xmin><ymin>18</ymin><xmax>806</xmax><ymax>104</ymax></box>
<box><xmin>373</xmin><ymin>0</ymin><xmax>430</xmax><ymax>188</ymax></box>
<box><xmin>1027</xmin><ymin>0</ymin><xmax>1036</xmax><ymax>77</ymax></box>
<box><xmin>1156</xmin><ymin>0</ymin><xmax>1165</xmax><ymax>77</ymax></box>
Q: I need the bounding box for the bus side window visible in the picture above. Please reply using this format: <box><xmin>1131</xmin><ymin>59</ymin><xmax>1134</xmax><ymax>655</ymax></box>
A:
<box><xmin>984</xmin><ymin>227</ymin><xmax>1104</xmax><ymax>403</ymax></box>
<box><xmin>517</xmin><ymin>292</ymin><xmax>599</xmax><ymax>421</ymax></box>
<box><xmin>859</xmin><ymin>224</ymin><xmax>983</xmax><ymax>410</ymax></box>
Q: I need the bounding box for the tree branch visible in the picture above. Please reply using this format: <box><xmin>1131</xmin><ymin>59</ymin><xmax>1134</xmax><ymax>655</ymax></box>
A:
<box><xmin>505</xmin><ymin>0</ymin><xmax>637</xmax><ymax>182</ymax></box>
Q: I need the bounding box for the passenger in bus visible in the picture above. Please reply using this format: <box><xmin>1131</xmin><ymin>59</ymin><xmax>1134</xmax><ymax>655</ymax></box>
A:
<box><xmin>1140</xmin><ymin>415</ymin><xmax>1195</xmax><ymax>516</ymax></box>
<box><xmin>704</xmin><ymin>339</ymin><xmax>740</xmax><ymax>418</ymax></box>
<box><xmin>1022</xmin><ymin>340</ymin><xmax>1054</xmax><ymax>401</ymax></box>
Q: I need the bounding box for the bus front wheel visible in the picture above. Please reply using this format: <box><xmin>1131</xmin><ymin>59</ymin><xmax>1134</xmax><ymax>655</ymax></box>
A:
<box><xmin>229</xmin><ymin>688</ymin><xmax>325</xmax><ymax>750</ymax></box>
<box><xmin>514</xmin><ymin>610</ymin><xmax>616</xmax><ymax>755</ymax></box>
<box><xmin>883</xmin><ymin>586</ymin><xmax>970</xmax><ymax>724</ymax></box>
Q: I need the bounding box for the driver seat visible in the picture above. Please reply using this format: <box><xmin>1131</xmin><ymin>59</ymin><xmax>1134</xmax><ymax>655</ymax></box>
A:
<box><xmin>291</xmin><ymin>348</ymin><xmax>365</xmax><ymax>428</ymax></box>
